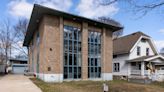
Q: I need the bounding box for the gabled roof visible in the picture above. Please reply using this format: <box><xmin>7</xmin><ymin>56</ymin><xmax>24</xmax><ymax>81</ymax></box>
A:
<box><xmin>23</xmin><ymin>4</ymin><xmax>123</xmax><ymax>46</ymax></box>
<box><xmin>113</xmin><ymin>31</ymin><xmax>150</xmax><ymax>55</ymax></box>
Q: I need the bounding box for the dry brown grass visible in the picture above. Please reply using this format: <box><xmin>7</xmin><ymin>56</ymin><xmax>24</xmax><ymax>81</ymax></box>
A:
<box><xmin>31</xmin><ymin>78</ymin><xmax>164</xmax><ymax>92</ymax></box>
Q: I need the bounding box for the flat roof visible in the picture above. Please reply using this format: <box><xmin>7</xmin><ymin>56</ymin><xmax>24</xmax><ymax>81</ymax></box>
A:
<box><xmin>23</xmin><ymin>4</ymin><xmax>123</xmax><ymax>46</ymax></box>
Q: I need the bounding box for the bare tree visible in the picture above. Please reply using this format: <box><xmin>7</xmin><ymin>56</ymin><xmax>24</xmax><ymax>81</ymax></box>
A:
<box><xmin>13</xmin><ymin>18</ymin><xmax>28</xmax><ymax>56</ymax></box>
<box><xmin>97</xmin><ymin>16</ymin><xmax>123</xmax><ymax>39</ymax></box>
<box><xmin>0</xmin><ymin>18</ymin><xmax>28</xmax><ymax>73</ymax></box>
<box><xmin>14</xmin><ymin>18</ymin><xmax>28</xmax><ymax>41</ymax></box>
<box><xmin>0</xmin><ymin>18</ymin><xmax>28</xmax><ymax>64</ymax></box>
<box><xmin>98</xmin><ymin>0</ymin><xmax>164</xmax><ymax>16</ymax></box>
<box><xmin>0</xmin><ymin>19</ymin><xmax>13</xmax><ymax>63</ymax></box>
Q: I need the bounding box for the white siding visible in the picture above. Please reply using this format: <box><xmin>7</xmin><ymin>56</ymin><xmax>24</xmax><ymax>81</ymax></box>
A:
<box><xmin>150</xmin><ymin>58</ymin><xmax>164</xmax><ymax>63</ymax></box>
<box><xmin>129</xmin><ymin>39</ymin><xmax>155</xmax><ymax>59</ymax></box>
<box><xmin>113</xmin><ymin>37</ymin><xmax>157</xmax><ymax>76</ymax></box>
<box><xmin>113</xmin><ymin>54</ymin><xmax>129</xmax><ymax>76</ymax></box>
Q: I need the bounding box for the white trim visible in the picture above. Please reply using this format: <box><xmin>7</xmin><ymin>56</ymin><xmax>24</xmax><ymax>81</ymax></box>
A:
<box><xmin>35</xmin><ymin>73</ymin><xmax>113</xmax><ymax>82</ymax></box>
<box><xmin>37</xmin><ymin>73</ymin><xmax>63</xmax><ymax>82</ymax></box>
<box><xmin>160</xmin><ymin>67</ymin><xmax>164</xmax><ymax>70</ymax></box>
<box><xmin>145</xmin><ymin>55</ymin><xmax>164</xmax><ymax>61</ymax></box>
<box><xmin>130</xmin><ymin>36</ymin><xmax>158</xmax><ymax>54</ymax></box>
<box><xmin>130</xmin><ymin>36</ymin><xmax>146</xmax><ymax>52</ymax></box>
<box><xmin>102</xmin><ymin>73</ymin><xmax>113</xmax><ymax>81</ymax></box>
<box><xmin>88</xmin><ymin>78</ymin><xmax>103</xmax><ymax>81</ymax></box>
<box><xmin>150</xmin><ymin>38</ymin><xmax>159</xmax><ymax>54</ymax></box>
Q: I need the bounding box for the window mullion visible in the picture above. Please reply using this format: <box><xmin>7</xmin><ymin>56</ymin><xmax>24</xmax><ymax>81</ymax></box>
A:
<box><xmin>96</xmin><ymin>34</ymin><xmax>98</xmax><ymax>78</ymax></box>
<box><xmin>89</xmin><ymin>32</ymin><xmax>91</xmax><ymax>78</ymax></box>
<box><xmin>76</xmin><ymin>30</ymin><xmax>78</xmax><ymax>79</ymax></box>
<box><xmin>67</xmin><ymin>26</ymin><xmax>70</xmax><ymax>79</ymax></box>
<box><xmin>93</xmin><ymin>32</ymin><xmax>96</xmax><ymax>78</ymax></box>
<box><xmin>72</xmin><ymin>29</ymin><xmax>74</xmax><ymax>79</ymax></box>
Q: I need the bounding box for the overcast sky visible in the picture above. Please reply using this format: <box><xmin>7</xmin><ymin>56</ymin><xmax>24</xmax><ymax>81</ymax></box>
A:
<box><xmin>0</xmin><ymin>0</ymin><xmax>164</xmax><ymax>51</ymax></box>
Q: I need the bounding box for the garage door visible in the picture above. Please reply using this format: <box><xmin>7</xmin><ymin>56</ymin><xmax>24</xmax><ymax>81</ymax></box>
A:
<box><xmin>12</xmin><ymin>64</ymin><xmax>27</xmax><ymax>74</ymax></box>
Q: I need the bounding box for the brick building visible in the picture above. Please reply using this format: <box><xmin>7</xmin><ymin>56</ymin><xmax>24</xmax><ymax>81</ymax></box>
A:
<box><xmin>23</xmin><ymin>4</ymin><xmax>122</xmax><ymax>82</ymax></box>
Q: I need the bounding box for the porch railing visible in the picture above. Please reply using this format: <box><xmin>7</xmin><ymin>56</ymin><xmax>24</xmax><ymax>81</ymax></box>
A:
<box><xmin>131</xmin><ymin>70</ymin><xmax>141</xmax><ymax>75</ymax></box>
<box><xmin>131</xmin><ymin>70</ymin><xmax>164</xmax><ymax>75</ymax></box>
<box><xmin>144</xmin><ymin>70</ymin><xmax>150</xmax><ymax>75</ymax></box>
<box><xmin>144</xmin><ymin>70</ymin><xmax>164</xmax><ymax>75</ymax></box>
<box><xmin>156</xmin><ymin>70</ymin><xmax>164</xmax><ymax>75</ymax></box>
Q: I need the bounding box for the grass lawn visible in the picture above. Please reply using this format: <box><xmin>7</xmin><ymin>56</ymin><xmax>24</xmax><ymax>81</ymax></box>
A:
<box><xmin>31</xmin><ymin>78</ymin><xmax>164</xmax><ymax>92</ymax></box>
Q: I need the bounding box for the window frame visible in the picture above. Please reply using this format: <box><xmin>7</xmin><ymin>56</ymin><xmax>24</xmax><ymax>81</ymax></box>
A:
<box><xmin>137</xmin><ymin>46</ymin><xmax>141</xmax><ymax>56</ymax></box>
<box><xmin>113</xmin><ymin>63</ymin><xmax>120</xmax><ymax>72</ymax></box>
<box><xmin>146</xmin><ymin>48</ymin><xmax>149</xmax><ymax>56</ymax></box>
<box><xmin>88</xmin><ymin>31</ymin><xmax>101</xmax><ymax>78</ymax></box>
<box><xmin>63</xmin><ymin>25</ymin><xmax>82</xmax><ymax>79</ymax></box>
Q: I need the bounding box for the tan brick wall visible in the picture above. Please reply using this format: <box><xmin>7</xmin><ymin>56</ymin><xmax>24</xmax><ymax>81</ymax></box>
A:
<box><xmin>64</xmin><ymin>19</ymin><xmax>81</xmax><ymax>28</ymax></box>
<box><xmin>28</xmin><ymin>43</ymin><xmax>34</xmax><ymax>72</ymax></box>
<box><xmin>88</xmin><ymin>25</ymin><xmax>102</xmax><ymax>33</ymax></box>
<box><xmin>38</xmin><ymin>15</ymin><xmax>63</xmax><ymax>74</ymax></box>
<box><xmin>28</xmin><ymin>45</ymin><xmax>32</xmax><ymax>72</ymax></box>
<box><xmin>28</xmin><ymin>15</ymin><xmax>113</xmax><ymax>79</ymax></box>
<box><xmin>29</xmin><ymin>28</ymin><xmax>37</xmax><ymax>73</ymax></box>
<box><xmin>38</xmin><ymin>17</ymin><xmax>46</xmax><ymax>73</ymax></box>
<box><xmin>101</xmin><ymin>28</ymin><xmax>113</xmax><ymax>73</ymax></box>
<box><xmin>82</xmin><ymin>22</ymin><xmax>88</xmax><ymax>79</ymax></box>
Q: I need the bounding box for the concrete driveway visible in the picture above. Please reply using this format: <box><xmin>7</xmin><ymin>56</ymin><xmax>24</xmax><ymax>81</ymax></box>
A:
<box><xmin>0</xmin><ymin>74</ymin><xmax>42</xmax><ymax>92</ymax></box>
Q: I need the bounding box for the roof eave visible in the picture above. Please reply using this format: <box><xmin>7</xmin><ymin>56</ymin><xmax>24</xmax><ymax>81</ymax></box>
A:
<box><xmin>23</xmin><ymin>4</ymin><xmax>123</xmax><ymax>46</ymax></box>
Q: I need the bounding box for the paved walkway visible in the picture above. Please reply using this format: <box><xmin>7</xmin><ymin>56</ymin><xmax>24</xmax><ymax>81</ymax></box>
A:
<box><xmin>0</xmin><ymin>74</ymin><xmax>42</xmax><ymax>92</ymax></box>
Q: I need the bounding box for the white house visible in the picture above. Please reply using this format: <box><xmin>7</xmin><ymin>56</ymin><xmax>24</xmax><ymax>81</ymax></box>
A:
<box><xmin>113</xmin><ymin>31</ymin><xmax>164</xmax><ymax>81</ymax></box>
<box><xmin>9</xmin><ymin>58</ymin><xmax>28</xmax><ymax>74</ymax></box>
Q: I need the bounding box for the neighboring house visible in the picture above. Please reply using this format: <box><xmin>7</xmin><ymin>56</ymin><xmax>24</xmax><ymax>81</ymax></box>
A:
<box><xmin>113</xmin><ymin>32</ymin><xmax>164</xmax><ymax>81</ymax></box>
<box><xmin>9</xmin><ymin>58</ymin><xmax>28</xmax><ymax>74</ymax></box>
<box><xmin>23</xmin><ymin>4</ymin><xmax>122</xmax><ymax>82</ymax></box>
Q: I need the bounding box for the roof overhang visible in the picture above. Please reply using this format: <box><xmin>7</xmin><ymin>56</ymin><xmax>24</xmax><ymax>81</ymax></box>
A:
<box><xmin>127</xmin><ymin>55</ymin><xmax>164</xmax><ymax>63</ymax></box>
<box><xmin>9</xmin><ymin>58</ymin><xmax>28</xmax><ymax>62</ymax></box>
<box><xmin>144</xmin><ymin>55</ymin><xmax>164</xmax><ymax>61</ymax></box>
<box><xmin>23</xmin><ymin>4</ymin><xmax>123</xmax><ymax>46</ymax></box>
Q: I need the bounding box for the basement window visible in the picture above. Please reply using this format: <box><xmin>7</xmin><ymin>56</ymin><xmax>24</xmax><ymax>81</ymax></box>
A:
<box><xmin>113</xmin><ymin>63</ymin><xmax>120</xmax><ymax>72</ymax></box>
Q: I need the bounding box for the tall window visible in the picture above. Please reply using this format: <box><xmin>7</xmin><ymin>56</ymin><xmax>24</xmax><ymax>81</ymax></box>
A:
<box><xmin>36</xmin><ymin>32</ymin><xmax>40</xmax><ymax>46</ymax></box>
<box><xmin>31</xmin><ymin>40</ymin><xmax>34</xmax><ymax>72</ymax></box>
<box><xmin>113</xmin><ymin>63</ymin><xmax>119</xmax><ymax>72</ymax></box>
<box><xmin>146</xmin><ymin>48</ymin><xmax>149</xmax><ymax>56</ymax></box>
<box><xmin>88</xmin><ymin>31</ymin><xmax>101</xmax><ymax>78</ymax></box>
<box><xmin>137</xmin><ymin>46</ymin><xmax>141</xmax><ymax>56</ymax></box>
<box><xmin>63</xmin><ymin>25</ymin><xmax>81</xmax><ymax>79</ymax></box>
<box><xmin>36</xmin><ymin>31</ymin><xmax>40</xmax><ymax>74</ymax></box>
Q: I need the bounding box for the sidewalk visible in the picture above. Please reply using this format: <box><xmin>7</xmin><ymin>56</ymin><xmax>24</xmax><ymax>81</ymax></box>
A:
<box><xmin>0</xmin><ymin>74</ymin><xmax>42</xmax><ymax>92</ymax></box>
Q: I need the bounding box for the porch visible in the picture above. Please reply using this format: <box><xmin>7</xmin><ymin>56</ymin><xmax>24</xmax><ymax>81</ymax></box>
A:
<box><xmin>127</xmin><ymin>55</ymin><xmax>164</xmax><ymax>81</ymax></box>
<box><xmin>131</xmin><ymin>69</ymin><xmax>164</xmax><ymax>76</ymax></box>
